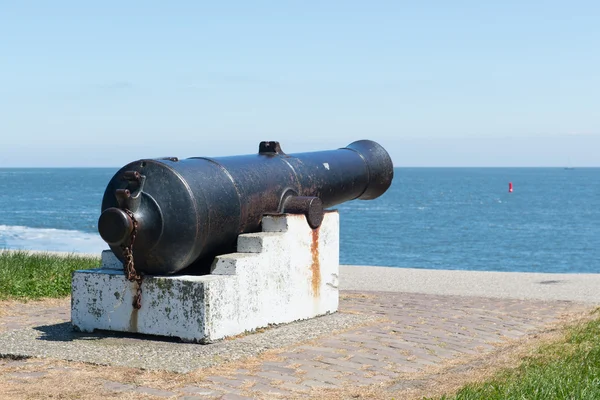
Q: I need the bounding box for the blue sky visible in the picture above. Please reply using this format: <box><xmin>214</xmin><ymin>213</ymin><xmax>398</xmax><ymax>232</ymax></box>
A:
<box><xmin>1</xmin><ymin>1</ymin><xmax>598</xmax><ymax>167</ymax></box>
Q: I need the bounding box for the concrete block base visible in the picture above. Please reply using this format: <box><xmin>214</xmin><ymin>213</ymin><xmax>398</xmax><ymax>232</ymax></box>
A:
<box><xmin>71</xmin><ymin>212</ymin><xmax>339</xmax><ymax>343</ymax></box>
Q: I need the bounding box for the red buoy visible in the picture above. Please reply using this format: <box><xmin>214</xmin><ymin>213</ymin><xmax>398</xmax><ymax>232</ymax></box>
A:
<box><xmin>509</xmin><ymin>182</ymin><xmax>513</xmax><ymax>193</ymax></box>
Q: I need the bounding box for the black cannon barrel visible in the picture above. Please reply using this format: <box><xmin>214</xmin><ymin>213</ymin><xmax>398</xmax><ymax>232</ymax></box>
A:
<box><xmin>98</xmin><ymin>140</ymin><xmax>394</xmax><ymax>275</ymax></box>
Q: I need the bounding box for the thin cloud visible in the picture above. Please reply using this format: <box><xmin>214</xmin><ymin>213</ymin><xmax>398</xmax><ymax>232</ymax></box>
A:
<box><xmin>567</xmin><ymin>131</ymin><xmax>598</xmax><ymax>137</ymax></box>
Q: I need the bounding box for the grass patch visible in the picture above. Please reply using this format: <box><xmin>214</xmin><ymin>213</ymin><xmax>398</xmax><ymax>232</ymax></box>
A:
<box><xmin>0</xmin><ymin>251</ymin><xmax>100</xmax><ymax>300</ymax></box>
<box><xmin>433</xmin><ymin>310</ymin><xmax>600</xmax><ymax>400</ymax></box>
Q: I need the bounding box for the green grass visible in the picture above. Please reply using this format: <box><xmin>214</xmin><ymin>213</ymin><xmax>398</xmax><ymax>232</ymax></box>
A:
<box><xmin>433</xmin><ymin>311</ymin><xmax>600</xmax><ymax>400</ymax></box>
<box><xmin>0</xmin><ymin>251</ymin><xmax>100</xmax><ymax>300</ymax></box>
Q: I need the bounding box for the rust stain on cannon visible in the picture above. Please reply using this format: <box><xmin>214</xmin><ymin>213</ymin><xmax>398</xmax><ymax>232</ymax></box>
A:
<box><xmin>310</xmin><ymin>227</ymin><xmax>321</xmax><ymax>297</ymax></box>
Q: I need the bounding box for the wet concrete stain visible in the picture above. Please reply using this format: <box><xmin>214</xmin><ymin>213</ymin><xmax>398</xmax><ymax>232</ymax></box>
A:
<box><xmin>128</xmin><ymin>282</ymin><xmax>140</xmax><ymax>332</ymax></box>
<box><xmin>128</xmin><ymin>308</ymin><xmax>138</xmax><ymax>332</ymax></box>
<box><xmin>310</xmin><ymin>227</ymin><xmax>321</xmax><ymax>297</ymax></box>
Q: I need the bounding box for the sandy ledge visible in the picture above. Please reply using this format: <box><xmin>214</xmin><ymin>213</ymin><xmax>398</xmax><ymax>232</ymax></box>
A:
<box><xmin>341</xmin><ymin>265</ymin><xmax>600</xmax><ymax>304</ymax></box>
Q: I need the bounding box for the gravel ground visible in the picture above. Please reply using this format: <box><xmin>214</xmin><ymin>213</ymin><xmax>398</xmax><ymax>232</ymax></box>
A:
<box><xmin>0</xmin><ymin>312</ymin><xmax>376</xmax><ymax>373</ymax></box>
<box><xmin>341</xmin><ymin>265</ymin><xmax>600</xmax><ymax>304</ymax></box>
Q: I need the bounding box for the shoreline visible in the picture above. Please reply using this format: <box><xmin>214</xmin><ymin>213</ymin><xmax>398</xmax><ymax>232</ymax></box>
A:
<box><xmin>340</xmin><ymin>265</ymin><xmax>600</xmax><ymax>304</ymax></box>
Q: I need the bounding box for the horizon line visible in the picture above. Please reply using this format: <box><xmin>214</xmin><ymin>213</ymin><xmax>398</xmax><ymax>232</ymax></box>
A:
<box><xmin>1</xmin><ymin>165</ymin><xmax>599</xmax><ymax>169</ymax></box>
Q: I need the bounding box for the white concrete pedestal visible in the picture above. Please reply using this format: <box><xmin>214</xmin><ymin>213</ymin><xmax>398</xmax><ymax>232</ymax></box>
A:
<box><xmin>71</xmin><ymin>212</ymin><xmax>339</xmax><ymax>343</ymax></box>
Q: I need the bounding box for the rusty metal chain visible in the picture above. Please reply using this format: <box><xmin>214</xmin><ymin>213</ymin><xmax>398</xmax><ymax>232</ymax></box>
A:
<box><xmin>120</xmin><ymin>209</ymin><xmax>143</xmax><ymax>309</ymax></box>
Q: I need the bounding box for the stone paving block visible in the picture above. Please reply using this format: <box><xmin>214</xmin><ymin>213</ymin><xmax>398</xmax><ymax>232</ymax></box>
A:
<box><xmin>430</xmin><ymin>336</ymin><xmax>473</xmax><ymax>347</ymax></box>
<box><xmin>220</xmin><ymin>394</ymin><xmax>255</xmax><ymax>400</ymax></box>
<box><xmin>301</xmin><ymin>379</ymin><xmax>337</xmax><ymax>388</ymax></box>
<box><xmin>235</xmin><ymin>369</ymin><xmax>251</xmax><ymax>374</ymax></box>
<box><xmin>362</xmin><ymin>366</ymin><xmax>397</xmax><ymax>376</ymax></box>
<box><xmin>359</xmin><ymin>341</ymin><xmax>407</xmax><ymax>353</ymax></box>
<box><xmin>387</xmin><ymin>364</ymin><xmax>421</xmax><ymax>373</ymax></box>
<box><xmin>363</xmin><ymin>374</ymin><xmax>390</xmax><ymax>381</ymax></box>
<box><xmin>297</xmin><ymin>345</ymin><xmax>344</xmax><ymax>355</ymax></box>
<box><xmin>498</xmin><ymin>330</ymin><xmax>527</xmax><ymax>339</ymax></box>
<box><xmin>135</xmin><ymin>386</ymin><xmax>178</xmax><ymax>397</ymax></box>
<box><xmin>4</xmin><ymin>360</ymin><xmax>29</xmax><ymax>367</ymax></box>
<box><xmin>206</xmin><ymin>376</ymin><xmax>247</xmax><ymax>388</ymax></box>
<box><xmin>207</xmin><ymin>386</ymin><xmax>247</xmax><ymax>397</ymax></box>
<box><xmin>258</xmin><ymin>363</ymin><xmax>297</xmax><ymax>374</ymax></box>
<box><xmin>46</xmin><ymin>365</ymin><xmax>78</xmax><ymax>371</ymax></box>
<box><xmin>342</xmin><ymin>374</ymin><xmax>385</xmax><ymax>386</ymax></box>
<box><xmin>232</xmin><ymin>374</ymin><xmax>259</xmax><ymax>384</ymax></box>
<box><xmin>294</xmin><ymin>359</ymin><xmax>330</xmax><ymax>371</ymax></box>
<box><xmin>389</xmin><ymin>346</ymin><xmax>430</xmax><ymax>362</ymax></box>
<box><xmin>246</xmin><ymin>376</ymin><xmax>274</xmax><ymax>388</ymax></box>
<box><xmin>249</xmin><ymin>383</ymin><xmax>293</xmax><ymax>396</ymax></box>
<box><xmin>442</xmin><ymin>344</ymin><xmax>480</xmax><ymax>355</ymax></box>
<box><xmin>352</xmin><ymin>329</ymin><xmax>390</xmax><ymax>343</ymax></box>
<box><xmin>180</xmin><ymin>386</ymin><xmax>222</xmax><ymax>396</ymax></box>
<box><xmin>472</xmin><ymin>343</ymin><xmax>497</xmax><ymax>352</ymax></box>
<box><xmin>406</xmin><ymin>355</ymin><xmax>442</xmax><ymax>366</ymax></box>
<box><xmin>387</xmin><ymin>378</ymin><xmax>428</xmax><ymax>392</ymax></box>
<box><xmin>317</xmin><ymin>339</ymin><xmax>359</xmax><ymax>352</ymax></box>
<box><xmin>8</xmin><ymin>371</ymin><xmax>47</xmax><ymax>378</ymax></box>
<box><xmin>256</xmin><ymin>371</ymin><xmax>299</xmax><ymax>383</ymax></box>
<box><xmin>352</xmin><ymin>349</ymin><xmax>394</xmax><ymax>361</ymax></box>
<box><xmin>302</xmin><ymin>368</ymin><xmax>342</xmax><ymax>383</ymax></box>
<box><xmin>348</xmin><ymin>355</ymin><xmax>389</xmax><ymax>368</ymax></box>
<box><xmin>426</xmin><ymin>346</ymin><xmax>460</xmax><ymax>358</ymax></box>
<box><xmin>277</xmin><ymin>351</ymin><xmax>320</xmax><ymax>361</ymax></box>
<box><xmin>103</xmin><ymin>381</ymin><xmax>135</xmax><ymax>392</ymax></box>
<box><xmin>318</xmin><ymin>357</ymin><xmax>365</xmax><ymax>372</ymax></box>
<box><xmin>279</xmin><ymin>382</ymin><xmax>311</xmax><ymax>392</ymax></box>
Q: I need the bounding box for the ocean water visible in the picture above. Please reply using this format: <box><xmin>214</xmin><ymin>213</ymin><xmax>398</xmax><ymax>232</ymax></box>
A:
<box><xmin>0</xmin><ymin>168</ymin><xmax>598</xmax><ymax>273</ymax></box>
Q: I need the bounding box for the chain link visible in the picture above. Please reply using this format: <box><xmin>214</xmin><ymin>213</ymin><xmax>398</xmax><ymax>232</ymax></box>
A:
<box><xmin>120</xmin><ymin>209</ymin><xmax>143</xmax><ymax>309</ymax></box>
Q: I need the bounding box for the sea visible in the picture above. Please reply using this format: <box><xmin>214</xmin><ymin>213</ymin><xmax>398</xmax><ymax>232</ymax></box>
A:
<box><xmin>0</xmin><ymin>168</ymin><xmax>598</xmax><ymax>273</ymax></box>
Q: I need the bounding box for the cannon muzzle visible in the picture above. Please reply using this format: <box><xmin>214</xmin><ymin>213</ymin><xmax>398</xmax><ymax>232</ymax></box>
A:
<box><xmin>99</xmin><ymin>140</ymin><xmax>394</xmax><ymax>275</ymax></box>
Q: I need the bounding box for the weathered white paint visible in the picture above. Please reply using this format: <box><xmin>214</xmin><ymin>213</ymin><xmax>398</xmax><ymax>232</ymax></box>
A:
<box><xmin>71</xmin><ymin>212</ymin><xmax>339</xmax><ymax>342</ymax></box>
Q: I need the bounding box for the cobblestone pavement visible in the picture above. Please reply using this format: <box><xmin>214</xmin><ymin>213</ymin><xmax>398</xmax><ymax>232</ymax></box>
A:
<box><xmin>0</xmin><ymin>291</ymin><xmax>590</xmax><ymax>399</ymax></box>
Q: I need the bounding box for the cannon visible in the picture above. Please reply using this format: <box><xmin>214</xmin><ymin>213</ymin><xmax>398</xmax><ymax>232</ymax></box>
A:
<box><xmin>98</xmin><ymin>140</ymin><xmax>394</xmax><ymax>275</ymax></box>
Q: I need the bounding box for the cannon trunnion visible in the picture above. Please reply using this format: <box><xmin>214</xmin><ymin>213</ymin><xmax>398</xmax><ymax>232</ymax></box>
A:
<box><xmin>98</xmin><ymin>140</ymin><xmax>394</xmax><ymax>275</ymax></box>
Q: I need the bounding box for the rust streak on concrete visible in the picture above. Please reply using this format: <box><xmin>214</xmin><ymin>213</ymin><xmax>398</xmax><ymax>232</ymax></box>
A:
<box><xmin>310</xmin><ymin>227</ymin><xmax>321</xmax><ymax>297</ymax></box>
